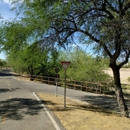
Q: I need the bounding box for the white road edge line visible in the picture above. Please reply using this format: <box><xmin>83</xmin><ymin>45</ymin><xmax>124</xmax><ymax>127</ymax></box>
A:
<box><xmin>13</xmin><ymin>76</ymin><xmax>16</xmax><ymax>79</ymax></box>
<box><xmin>33</xmin><ymin>92</ymin><xmax>61</xmax><ymax>130</ymax></box>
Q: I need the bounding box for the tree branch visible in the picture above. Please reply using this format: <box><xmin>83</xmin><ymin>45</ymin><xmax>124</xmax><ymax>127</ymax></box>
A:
<box><xmin>78</xmin><ymin>29</ymin><xmax>112</xmax><ymax>57</ymax></box>
<box><xmin>118</xmin><ymin>50</ymin><xmax>130</xmax><ymax>68</ymax></box>
<box><xmin>122</xmin><ymin>2</ymin><xmax>130</xmax><ymax>15</ymax></box>
<box><xmin>61</xmin><ymin>30</ymin><xmax>77</xmax><ymax>44</ymax></box>
<box><xmin>118</xmin><ymin>0</ymin><xmax>123</xmax><ymax>10</ymax></box>
<box><xmin>51</xmin><ymin>26</ymin><xmax>75</xmax><ymax>33</ymax></box>
<box><xmin>74</xmin><ymin>5</ymin><xmax>114</xmax><ymax>20</ymax></box>
<box><xmin>106</xmin><ymin>0</ymin><xmax>119</xmax><ymax>14</ymax></box>
<box><xmin>102</xmin><ymin>43</ymin><xmax>113</xmax><ymax>58</ymax></box>
<box><xmin>113</xmin><ymin>27</ymin><xmax>121</xmax><ymax>61</ymax></box>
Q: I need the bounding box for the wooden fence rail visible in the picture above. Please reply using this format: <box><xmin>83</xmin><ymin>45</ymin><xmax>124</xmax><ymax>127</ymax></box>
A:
<box><xmin>19</xmin><ymin>74</ymin><xmax>114</xmax><ymax>94</ymax></box>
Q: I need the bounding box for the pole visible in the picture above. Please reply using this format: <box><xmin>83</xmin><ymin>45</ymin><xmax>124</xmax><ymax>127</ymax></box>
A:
<box><xmin>64</xmin><ymin>69</ymin><xmax>66</xmax><ymax>108</ymax></box>
<box><xmin>61</xmin><ymin>61</ymin><xmax>71</xmax><ymax>109</ymax></box>
<box><xmin>55</xmin><ymin>74</ymin><xmax>58</xmax><ymax>97</ymax></box>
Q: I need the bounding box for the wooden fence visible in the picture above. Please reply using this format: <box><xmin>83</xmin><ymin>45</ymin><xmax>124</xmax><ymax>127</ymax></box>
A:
<box><xmin>19</xmin><ymin>74</ymin><xmax>114</xmax><ymax>94</ymax></box>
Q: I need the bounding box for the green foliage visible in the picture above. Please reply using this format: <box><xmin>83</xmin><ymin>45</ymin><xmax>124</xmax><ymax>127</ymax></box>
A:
<box><xmin>1</xmin><ymin>1</ymin><xmax>130</xmax><ymax>64</ymax></box>
<box><xmin>59</xmin><ymin>48</ymin><xmax>110</xmax><ymax>82</ymax></box>
<box><xmin>7</xmin><ymin>50</ymin><xmax>28</xmax><ymax>73</ymax></box>
<box><xmin>0</xmin><ymin>21</ymin><xmax>28</xmax><ymax>51</ymax></box>
<box><xmin>7</xmin><ymin>43</ymin><xmax>60</xmax><ymax>77</ymax></box>
<box><xmin>0</xmin><ymin>59</ymin><xmax>7</xmax><ymax>68</ymax></box>
<box><xmin>1</xmin><ymin>0</ymin><xmax>128</xmax><ymax>79</ymax></box>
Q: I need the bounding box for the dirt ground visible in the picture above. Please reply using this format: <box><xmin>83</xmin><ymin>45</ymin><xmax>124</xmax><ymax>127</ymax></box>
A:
<box><xmin>38</xmin><ymin>93</ymin><xmax>130</xmax><ymax>130</ymax></box>
<box><xmin>104</xmin><ymin>68</ymin><xmax>130</xmax><ymax>84</ymax></box>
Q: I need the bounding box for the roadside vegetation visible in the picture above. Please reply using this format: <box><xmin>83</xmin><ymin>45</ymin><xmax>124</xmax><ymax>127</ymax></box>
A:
<box><xmin>7</xmin><ymin>46</ymin><xmax>110</xmax><ymax>82</ymax></box>
<box><xmin>0</xmin><ymin>59</ymin><xmax>7</xmax><ymax>69</ymax></box>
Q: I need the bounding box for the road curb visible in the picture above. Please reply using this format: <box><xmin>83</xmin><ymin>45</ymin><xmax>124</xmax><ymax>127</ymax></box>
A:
<box><xmin>33</xmin><ymin>92</ymin><xmax>65</xmax><ymax>130</ymax></box>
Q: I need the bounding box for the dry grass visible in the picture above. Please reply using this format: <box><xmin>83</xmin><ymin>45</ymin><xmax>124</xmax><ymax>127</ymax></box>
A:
<box><xmin>38</xmin><ymin>93</ymin><xmax>130</xmax><ymax>130</ymax></box>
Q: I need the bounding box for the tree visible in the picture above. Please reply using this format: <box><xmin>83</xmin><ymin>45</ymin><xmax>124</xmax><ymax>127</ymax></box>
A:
<box><xmin>34</xmin><ymin>0</ymin><xmax>129</xmax><ymax>117</ymax></box>
<box><xmin>0</xmin><ymin>59</ymin><xmax>6</xmax><ymax>68</ymax></box>
<box><xmin>1</xmin><ymin>0</ymin><xmax>130</xmax><ymax>116</ymax></box>
<box><xmin>7</xmin><ymin>51</ymin><xmax>27</xmax><ymax>73</ymax></box>
<box><xmin>59</xmin><ymin>48</ymin><xmax>110</xmax><ymax>82</ymax></box>
<box><xmin>7</xmin><ymin>43</ymin><xmax>60</xmax><ymax>78</ymax></box>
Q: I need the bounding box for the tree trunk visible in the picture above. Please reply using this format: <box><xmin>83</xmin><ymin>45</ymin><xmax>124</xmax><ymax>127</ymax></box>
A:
<box><xmin>111</xmin><ymin>65</ymin><xmax>129</xmax><ymax>117</ymax></box>
<box><xmin>28</xmin><ymin>65</ymin><xmax>34</xmax><ymax>81</ymax></box>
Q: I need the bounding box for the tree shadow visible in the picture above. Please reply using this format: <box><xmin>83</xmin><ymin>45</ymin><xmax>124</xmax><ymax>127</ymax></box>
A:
<box><xmin>0</xmin><ymin>98</ymin><xmax>43</xmax><ymax>120</ymax></box>
<box><xmin>41</xmin><ymin>95</ymin><xmax>130</xmax><ymax>116</ymax></box>
<box><xmin>81</xmin><ymin>95</ymin><xmax>118</xmax><ymax>110</ymax></box>
<box><xmin>41</xmin><ymin>99</ymin><xmax>118</xmax><ymax>116</ymax></box>
<box><xmin>0</xmin><ymin>70</ymin><xmax>20</xmax><ymax>77</ymax></box>
<box><xmin>0</xmin><ymin>71</ymin><xmax>13</xmax><ymax>77</ymax></box>
<box><xmin>0</xmin><ymin>88</ymin><xmax>20</xmax><ymax>93</ymax></box>
<box><xmin>80</xmin><ymin>95</ymin><xmax>130</xmax><ymax>113</ymax></box>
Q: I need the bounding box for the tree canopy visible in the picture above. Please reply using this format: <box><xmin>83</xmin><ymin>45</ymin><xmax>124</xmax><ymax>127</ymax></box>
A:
<box><xmin>6</xmin><ymin>0</ymin><xmax>130</xmax><ymax>62</ymax></box>
<box><xmin>0</xmin><ymin>58</ymin><xmax>6</xmax><ymax>68</ymax></box>
<box><xmin>7</xmin><ymin>43</ymin><xmax>60</xmax><ymax>77</ymax></box>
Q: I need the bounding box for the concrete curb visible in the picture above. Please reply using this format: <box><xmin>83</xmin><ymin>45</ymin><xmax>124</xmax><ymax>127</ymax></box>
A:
<box><xmin>33</xmin><ymin>92</ymin><xmax>66</xmax><ymax>130</ymax></box>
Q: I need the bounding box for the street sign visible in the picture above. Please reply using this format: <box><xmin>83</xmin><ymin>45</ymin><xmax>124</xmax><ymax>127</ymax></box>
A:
<box><xmin>61</xmin><ymin>61</ymin><xmax>71</xmax><ymax>70</ymax></box>
<box><xmin>61</xmin><ymin>61</ymin><xmax>71</xmax><ymax>108</ymax></box>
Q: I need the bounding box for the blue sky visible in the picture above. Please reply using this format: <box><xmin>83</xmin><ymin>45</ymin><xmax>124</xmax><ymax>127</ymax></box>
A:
<box><xmin>0</xmin><ymin>0</ymin><xmax>15</xmax><ymax>60</ymax></box>
<box><xmin>0</xmin><ymin>1</ymin><xmax>15</xmax><ymax>20</ymax></box>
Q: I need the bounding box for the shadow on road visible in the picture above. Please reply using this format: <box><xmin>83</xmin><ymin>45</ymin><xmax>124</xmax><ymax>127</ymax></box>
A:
<box><xmin>0</xmin><ymin>71</ymin><xmax>12</xmax><ymax>77</ymax></box>
<box><xmin>0</xmin><ymin>70</ymin><xmax>19</xmax><ymax>77</ymax></box>
<box><xmin>0</xmin><ymin>88</ymin><xmax>20</xmax><ymax>93</ymax></box>
<box><xmin>0</xmin><ymin>98</ymin><xmax>43</xmax><ymax>120</ymax></box>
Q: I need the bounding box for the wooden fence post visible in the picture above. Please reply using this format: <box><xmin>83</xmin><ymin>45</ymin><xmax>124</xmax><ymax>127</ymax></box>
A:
<box><xmin>48</xmin><ymin>77</ymin><xmax>49</xmax><ymax>84</ymax></box>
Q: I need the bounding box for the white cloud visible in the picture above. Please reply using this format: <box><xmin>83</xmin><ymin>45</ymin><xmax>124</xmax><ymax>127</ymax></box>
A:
<box><xmin>2</xmin><ymin>0</ymin><xmax>23</xmax><ymax>7</ymax></box>
<box><xmin>0</xmin><ymin>1</ymin><xmax>15</xmax><ymax>19</ymax></box>
<box><xmin>1</xmin><ymin>0</ymin><xmax>13</xmax><ymax>8</ymax></box>
<box><xmin>3</xmin><ymin>0</ymin><xmax>11</xmax><ymax>4</ymax></box>
<box><xmin>3</xmin><ymin>0</ymin><xmax>23</xmax><ymax>3</ymax></box>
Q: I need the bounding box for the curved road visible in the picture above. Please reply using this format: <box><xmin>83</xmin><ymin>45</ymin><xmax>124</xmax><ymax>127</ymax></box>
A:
<box><xmin>0</xmin><ymin>70</ymin><xmax>64</xmax><ymax>130</ymax></box>
<box><xmin>0</xmin><ymin>70</ymin><xmax>130</xmax><ymax>130</ymax></box>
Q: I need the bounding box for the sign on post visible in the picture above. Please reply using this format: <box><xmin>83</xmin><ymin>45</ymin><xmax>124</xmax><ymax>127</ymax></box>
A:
<box><xmin>61</xmin><ymin>61</ymin><xmax>71</xmax><ymax>70</ymax></box>
<box><xmin>54</xmin><ymin>67</ymin><xmax>60</xmax><ymax>97</ymax></box>
<box><xmin>61</xmin><ymin>61</ymin><xmax>71</xmax><ymax>108</ymax></box>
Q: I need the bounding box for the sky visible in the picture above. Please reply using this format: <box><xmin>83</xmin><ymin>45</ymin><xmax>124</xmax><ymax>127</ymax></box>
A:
<box><xmin>0</xmin><ymin>0</ymin><xmax>15</xmax><ymax>60</ymax></box>
<box><xmin>0</xmin><ymin>0</ymin><xmax>15</xmax><ymax>20</ymax></box>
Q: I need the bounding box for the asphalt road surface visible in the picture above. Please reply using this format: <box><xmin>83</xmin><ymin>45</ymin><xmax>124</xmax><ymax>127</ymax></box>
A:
<box><xmin>0</xmin><ymin>70</ymin><xmax>130</xmax><ymax>130</ymax></box>
<box><xmin>0</xmin><ymin>70</ymin><xmax>65</xmax><ymax>130</ymax></box>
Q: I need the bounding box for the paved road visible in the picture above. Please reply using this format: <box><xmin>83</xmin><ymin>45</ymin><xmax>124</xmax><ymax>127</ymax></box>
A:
<box><xmin>0</xmin><ymin>70</ymin><xmax>64</xmax><ymax>130</ymax></box>
<box><xmin>0</xmin><ymin>70</ymin><xmax>130</xmax><ymax>130</ymax></box>
<box><xmin>18</xmin><ymin>75</ymin><xmax>130</xmax><ymax>112</ymax></box>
